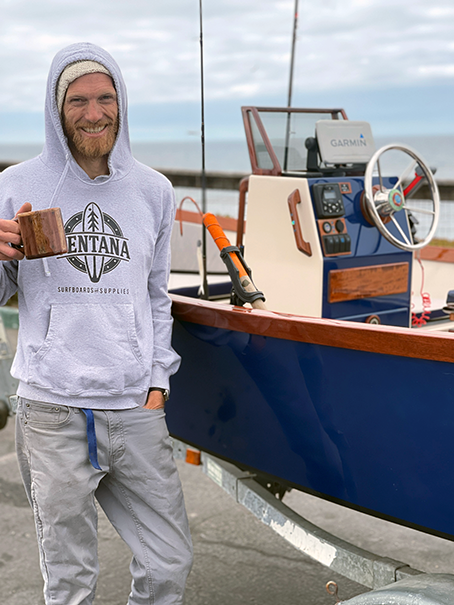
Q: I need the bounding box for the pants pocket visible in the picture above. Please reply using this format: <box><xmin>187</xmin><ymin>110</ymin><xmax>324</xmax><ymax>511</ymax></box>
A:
<box><xmin>20</xmin><ymin>398</ymin><xmax>72</xmax><ymax>428</ymax></box>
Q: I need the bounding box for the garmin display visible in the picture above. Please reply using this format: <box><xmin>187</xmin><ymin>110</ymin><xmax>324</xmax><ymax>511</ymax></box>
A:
<box><xmin>312</xmin><ymin>182</ymin><xmax>351</xmax><ymax>256</ymax></box>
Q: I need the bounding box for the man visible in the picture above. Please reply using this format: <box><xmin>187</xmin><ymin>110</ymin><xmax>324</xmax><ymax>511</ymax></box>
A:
<box><xmin>0</xmin><ymin>42</ymin><xmax>193</xmax><ymax>604</ymax></box>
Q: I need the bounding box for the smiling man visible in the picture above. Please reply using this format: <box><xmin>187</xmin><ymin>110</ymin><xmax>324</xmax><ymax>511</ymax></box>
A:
<box><xmin>0</xmin><ymin>43</ymin><xmax>192</xmax><ymax>605</ymax></box>
<box><xmin>59</xmin><ymin>67</ymin><xmax>119</xmax><ymax>177</ymax></box>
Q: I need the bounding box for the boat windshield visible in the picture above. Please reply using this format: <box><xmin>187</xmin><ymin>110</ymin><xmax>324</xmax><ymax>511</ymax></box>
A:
<box><xmin>242</xmin><ymin>107</ymin><xmax>347</xmax><ymax>176</ymax></box>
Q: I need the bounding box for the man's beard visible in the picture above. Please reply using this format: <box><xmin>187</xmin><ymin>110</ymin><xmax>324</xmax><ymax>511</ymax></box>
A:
<box><xmin>63</xmin><ymin>116</ymin><xmax>119</xmax><ymax>160</ymax></box>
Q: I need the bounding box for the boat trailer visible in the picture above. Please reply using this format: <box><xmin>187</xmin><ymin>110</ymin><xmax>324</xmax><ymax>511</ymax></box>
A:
<box><xmin>173</xmin><ymin>437</ymin><xmax>454</xmax><ymax>604</ymax></box>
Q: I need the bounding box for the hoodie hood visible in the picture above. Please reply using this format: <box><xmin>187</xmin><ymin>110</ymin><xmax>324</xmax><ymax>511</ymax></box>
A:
<box><xmin>41</xmin><ymin>42</ymin><xmax>134</xmax><ymax>183</ymax></box>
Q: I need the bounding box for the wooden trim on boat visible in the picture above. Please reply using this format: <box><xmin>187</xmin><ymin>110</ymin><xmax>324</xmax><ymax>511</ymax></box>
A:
<box><xmin>328</xmin><ymin>262</ymin><xmax>409</xmax><ymax>303</ymax></box>
<box><xmin>171</xmin><ymin>294</ymin><xmax>454</xmax><ymax>363</ymax></box>
<box><xmin>175</xmin><ymin>209</ymin><xmax>238</xmax><ymax>233</ymax></box>
<box><xmin>246</xmin><ymin>106</ymin><xmax>347</xmax><ymax>119</ymax></box>
<box><xmin>242</xmin><ymin>107</ymin><xmax>282</xmax><ymax>176</ymax></box>
<box><xmin>242</xmin><ymin>109</ymin><xmax>261</xmax><ymax>175</ymax></box>
<box><xmin>419</xmin><ymin>246</ymin><xmax>454</xmax><ymax>264</ymax></box>
<box><xmin>288</xmin><ymin>189</ymin><xmax>312</xmax><ymax>256</ymax></box>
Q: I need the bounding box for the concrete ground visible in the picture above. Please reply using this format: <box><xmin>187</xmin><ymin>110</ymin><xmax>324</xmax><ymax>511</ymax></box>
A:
<box><xmin>1</xmin><ymin>416</ymin><xmax>454</xmax><ymax>605</ymax></box>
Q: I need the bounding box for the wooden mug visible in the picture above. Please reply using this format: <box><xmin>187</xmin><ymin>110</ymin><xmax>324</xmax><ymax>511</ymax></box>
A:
<box><xmin>15</xmin><ymin>208</ymin><xmax>67</xmax><ymax>260</ymax></box>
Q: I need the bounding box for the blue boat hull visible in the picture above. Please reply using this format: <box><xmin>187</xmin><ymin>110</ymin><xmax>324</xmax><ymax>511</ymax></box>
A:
<box><xmin>167</xmin><ymin>296</ymin><xmax>454</xmax><ymax>540</ymax></box>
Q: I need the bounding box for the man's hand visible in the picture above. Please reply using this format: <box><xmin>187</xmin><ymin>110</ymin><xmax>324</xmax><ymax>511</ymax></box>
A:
<box><xmin>144</xmin><ymin>389</ymin><xmax>165</xmax><ymax>410</ymax></box>
<box><xmin>0</xmin><ymin>202</ymin><xmax>32</xmax><ymax>261</ymax></box>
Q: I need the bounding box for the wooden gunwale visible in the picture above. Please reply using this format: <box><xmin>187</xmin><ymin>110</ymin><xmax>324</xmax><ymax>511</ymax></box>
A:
<box><xmin>419</xmin><ymin>246</ymin><xmax>454</xmax><ymax>263</ymax></box>
<box><xmin>171</xmin><ymin>293</ymin><xmax>454</xmax><ymax>364</ymax></box>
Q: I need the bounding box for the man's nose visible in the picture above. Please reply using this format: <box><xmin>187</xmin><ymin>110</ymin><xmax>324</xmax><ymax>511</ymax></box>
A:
<box><xmin>85</xmin><ymin>100</ymin><xmax>104</xmax><ymax>122</ymax></box>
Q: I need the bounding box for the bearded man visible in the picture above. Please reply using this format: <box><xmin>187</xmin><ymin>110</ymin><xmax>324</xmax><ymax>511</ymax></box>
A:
<box><xmin>0</xmin><ymin>42</ymin><xmax>193</xmax><ymax>605</ymax></box>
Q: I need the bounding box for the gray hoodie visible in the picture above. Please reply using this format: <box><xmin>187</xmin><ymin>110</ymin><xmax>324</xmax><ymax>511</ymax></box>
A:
<box><xmin>0</xmin><ymin>42</ymin><xmax>181</xmax><ymax>409</ymax></box>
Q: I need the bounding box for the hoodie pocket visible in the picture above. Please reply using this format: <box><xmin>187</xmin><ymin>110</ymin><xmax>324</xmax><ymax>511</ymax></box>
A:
<box><xmin>28</xmin><ymin>303</ymin><xmax>148</xmax><ymax>396</ymax></box>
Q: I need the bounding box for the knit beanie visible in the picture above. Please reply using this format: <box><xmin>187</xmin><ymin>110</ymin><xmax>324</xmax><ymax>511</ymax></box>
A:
<box><xmin>56</xmin><ymin>60</ymin><xmax>112</xmax><ymax>114</ymax></box>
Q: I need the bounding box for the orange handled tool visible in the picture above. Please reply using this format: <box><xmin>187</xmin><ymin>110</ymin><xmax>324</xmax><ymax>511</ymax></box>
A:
<box><xmin>203</xmin><ymin>213</ymin><xmax>247</xmax><ymax>277</ymax></box>
<box><xmin>203</xmin><ymin>213</ymin><xmax>266</xmax><ymax>309</ymax></box>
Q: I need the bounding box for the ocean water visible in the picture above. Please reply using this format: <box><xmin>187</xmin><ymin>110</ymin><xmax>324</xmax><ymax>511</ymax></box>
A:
<box><xmin>1</xmin><ymin>134</ymin><xmax>453</xmax><ymax>178</ymax></box>
<box><xmin>1</xmin><ymin>136</ymin><xmax>453</xmax><ymax>239</ymax></box>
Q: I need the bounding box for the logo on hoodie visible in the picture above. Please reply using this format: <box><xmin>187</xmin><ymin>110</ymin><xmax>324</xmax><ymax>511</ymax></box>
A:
<box><xmin>60</xmin><ymin>203</ymin><xmax>130</xmax><ymax>283</ymax></box>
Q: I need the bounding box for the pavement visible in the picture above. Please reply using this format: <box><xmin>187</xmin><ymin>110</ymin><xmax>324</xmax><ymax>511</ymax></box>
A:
<box><xmin>2</xmin><ymin>414</ymin><xmax>454</xmax><ymax>605</ymax></box>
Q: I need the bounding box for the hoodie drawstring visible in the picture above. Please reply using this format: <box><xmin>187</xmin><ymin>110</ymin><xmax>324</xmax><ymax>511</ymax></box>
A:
<box><xmin>42</xmin><ymin>155</ymin><xmax>70</xmax><ymax>277</ymax></box>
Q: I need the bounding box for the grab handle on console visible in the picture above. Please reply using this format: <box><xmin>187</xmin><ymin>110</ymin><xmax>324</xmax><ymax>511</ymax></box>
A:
<box><xmin>288</xmin><ymin>189</ymin><xmax>312</xmax><ymax>257</ymax></box>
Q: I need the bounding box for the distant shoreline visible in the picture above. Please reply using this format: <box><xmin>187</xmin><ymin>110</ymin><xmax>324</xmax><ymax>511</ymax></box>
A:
<box><xmin>1</xmin><ymin>134</ymin><xmax>454</xmax><ymax>180</ymax></box>
<box><xmin>2</xmin><ymin>161</ymin><xmax>453</xmax><ymax>190</ymax></box>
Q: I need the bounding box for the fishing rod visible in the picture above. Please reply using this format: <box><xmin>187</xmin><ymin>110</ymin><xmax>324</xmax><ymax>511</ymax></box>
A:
<box><xmin>287</xmin><ymin>0</ymin><xmax>299</xmax><ymax>108</ymax></box>
<box><xmin>198</xmin><ymin>0</ymin><xmax>209</xmax><ymax>299</ymax></box>
<box><xmin>283</xmin><ymin>0</ymin><xmax>299</xmax><ymax>172</ymax></box>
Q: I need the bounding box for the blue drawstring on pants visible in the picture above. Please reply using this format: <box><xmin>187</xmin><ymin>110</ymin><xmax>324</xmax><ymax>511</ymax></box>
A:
<box><xmin>81</xmin><ymin>409</ymin><xmax>102</xmax><ymax>470</ymax></box>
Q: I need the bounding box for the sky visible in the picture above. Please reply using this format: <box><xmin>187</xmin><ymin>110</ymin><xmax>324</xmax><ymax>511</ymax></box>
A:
<box><xmin>0</xmin><ymin>0</ymin><xmax>453</xmax><ymax>144</ymax></box>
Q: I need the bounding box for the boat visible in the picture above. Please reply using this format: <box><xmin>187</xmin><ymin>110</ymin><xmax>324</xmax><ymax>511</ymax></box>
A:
<box><xmin>166</xmin><ymin>105</ymin><xmax>454</xmax><ymax>544</ymax></box>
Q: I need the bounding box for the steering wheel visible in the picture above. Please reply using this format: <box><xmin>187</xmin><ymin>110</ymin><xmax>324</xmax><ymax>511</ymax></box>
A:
<box><xmin>362</xmin><ymin>144</ymin><xmax>440</xmax><ymax>251</ymax></box>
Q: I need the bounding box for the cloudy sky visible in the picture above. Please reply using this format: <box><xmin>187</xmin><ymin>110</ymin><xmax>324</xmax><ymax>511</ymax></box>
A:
<box><xmin>0</xmin><ymin>0</ymin><xmax>453</xmax><ymax>144</ymax></box>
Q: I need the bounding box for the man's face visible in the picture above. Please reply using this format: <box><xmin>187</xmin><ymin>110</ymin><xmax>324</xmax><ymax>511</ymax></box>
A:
<box><xmin>62</xmin><ymin>72</ymin><xmax>119</xmax><ymax>160</ymax></box>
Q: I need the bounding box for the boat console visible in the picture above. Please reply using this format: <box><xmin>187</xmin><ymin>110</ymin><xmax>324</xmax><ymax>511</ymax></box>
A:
<box><xmin>240</xmin><ymin>107</ymin><xmax>439</xmax><ymax>327</ymax></box>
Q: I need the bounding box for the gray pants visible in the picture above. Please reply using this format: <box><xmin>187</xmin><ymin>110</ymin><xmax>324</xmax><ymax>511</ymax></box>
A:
<box><xmin>15</xmin><ymin>397</ymin><xmax>193</xmax><ymax>605</ymax></box>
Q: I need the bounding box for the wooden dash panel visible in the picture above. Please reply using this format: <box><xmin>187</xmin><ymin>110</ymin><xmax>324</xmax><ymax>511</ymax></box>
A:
<box><xmin>329</xmin><ymin>262</ymin><xmax>409</xmax><ymax>303</ymax></box>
